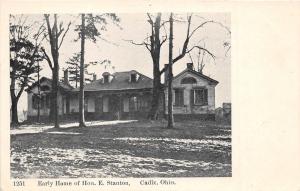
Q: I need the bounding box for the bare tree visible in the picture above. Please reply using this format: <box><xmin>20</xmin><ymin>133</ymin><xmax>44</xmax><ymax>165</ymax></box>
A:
<box><xmin>126</xmin><ymin>13</ymin><xmax>168</xmax><ymax>120</ymax></box>
<box><xmin>128</xmin><ymin>13</ymin><xmax>221</xmax><ymax>121</ymax></box>
<box><xmin>42</xmin><ymin>14</ymin><xmax>71</xmax><ymax>128</ymax></box>
<box><xmin>9</xmin><ymin>15</ymin><xmax>44</xmax><ymax>126</ymax></box>
<box><xmin>159</xmin><ymin>15</ymin><xmax>217</xmax><ymax>75</ymax></box>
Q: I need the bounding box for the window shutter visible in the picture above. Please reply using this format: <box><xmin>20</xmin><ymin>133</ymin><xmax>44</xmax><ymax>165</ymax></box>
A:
<box><xmin>179</xmin><ymin>90</ymin><xmax>184</xmax><ymax>106</ymax></box>
<box><xmin>204</xmin><ymin>89</ymin><xmax>208</xmax><ymax>105</ymax></box>
<box><xmin>190</xmin><ymin>89</ymin><xmax>194</xmax><ymax>106</ymax></box>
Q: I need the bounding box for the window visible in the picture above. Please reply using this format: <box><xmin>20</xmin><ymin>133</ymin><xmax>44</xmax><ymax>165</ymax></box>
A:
<box><xmin>103</xmin><ymin>75</ymin><xmax>109</xmax><ymax>83</ymax></box>
<box><xmin>129</xmin><ymin>96</ymin><xmax>138</xmax><ymax>111</ymax></box>
<box><xmin>131</xmin><ymin>73</ymin><xmax>137</xmax><ymax>82</ymax></box>
<box><xmin>174</xmin><ymin>89</ymin><xmax>184</xmax><ymax>106</ymax></box>
<box><xmin>181</xmin><ymin>77</ymin><xmax>197</xmax><ymax>84</ymax></box>
<box><xmin>33</xmin><ymin>94</ymin><xmax>51</xmax><ymax>109</ymax></box>
<box><xmin>193</xmin><ymin>88</ymin><xmax>208</xmax><ymax>105</ymax></box>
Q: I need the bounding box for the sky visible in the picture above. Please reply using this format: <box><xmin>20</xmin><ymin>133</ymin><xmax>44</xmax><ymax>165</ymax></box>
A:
<box><xmin>14</xmin><ymin>13</ymin><xmax>231</xmax><ymax>110</ymax></box>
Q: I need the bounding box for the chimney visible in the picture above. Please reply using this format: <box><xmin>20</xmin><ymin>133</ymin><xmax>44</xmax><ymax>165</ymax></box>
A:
<box><xmin>64</xmin><ymin>69</ymin><xmax>69</xmax><ymax>84</ymax></box>
<box><xmin>93</xmin><ymin>74</ymin><xmax>97</xmax><ymax>81</ymax></box>
<box><xmin>164</xmin><ymin>64</ymin><xmax>169</xmax><ymax>84</ymax></box>
<box><xmin>187</xmin><ymin>63</ymin><xmax>194</xmax><ymax>70</ymax></box>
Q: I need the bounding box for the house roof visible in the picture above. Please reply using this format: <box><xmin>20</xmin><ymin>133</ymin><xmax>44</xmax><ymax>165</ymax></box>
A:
<box><xmin>26</xmin><ymin>77</ymin><xmax>73</xmax><ymax>92</ymax></box>
<box><xmin>72</xmin><ymin>70</ymin><xmax>153</xmax><ymax>92</ymax></box>
<box><xmin>173</xmin><ymin>68</ymin><xmax>219</xmax><ymax>85</ymax></box>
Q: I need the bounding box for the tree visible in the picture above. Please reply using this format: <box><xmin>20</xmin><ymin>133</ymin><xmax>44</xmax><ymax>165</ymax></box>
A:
<box><xmin>79</xmin><ymin>14</ymin><xmax>86</xmax><ymax>127</ymax></box>
<box><xmin>167</xmin><ymin>13</ymin><xmax>174</xmax><ymax>128</ymax></box>
<box><xmin>75</xmin><ymin>13</ymin><xmax>120</xmax><ymax>127</ymax></box>
<box><xmin>9</xmin><ymin>15</ymin><xmax>44</xmax><ymax>126</ymax></box>
<box><xmin>129</xmin><ymin>13</ymin><xmax>227</xmax><ymax>121</ymax></box>
<box><xmin>66</xmin><ymin>52</ymin><xmax>102</xmax><ymax>88</ymax></box>
<box><xmin>127</xmin><ymin>13</ymin><xmax>166</xmax><ymax>120</ymax></box>
<box><xmin>42</xmin><ymin>14</ymin><xmax>71</xmax><ymax>128</ymax></box>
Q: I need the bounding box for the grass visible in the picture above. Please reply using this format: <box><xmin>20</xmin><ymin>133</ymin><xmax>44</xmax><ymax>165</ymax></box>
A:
<box><xmin>11</xmin><ymin>120</ymin><xmax>231</xmax><ymax>178</ymax></box>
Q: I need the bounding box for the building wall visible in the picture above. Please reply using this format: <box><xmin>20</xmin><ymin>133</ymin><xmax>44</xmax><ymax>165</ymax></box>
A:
<box><xmin>27</xmin><ymin>80</ymin><xmax>68</xmax><ymax>117</ymax></box>
<box><xmin>164</xmin><ymin>71</ymin><xmax>216</xmax><ymax>115</ymax></box>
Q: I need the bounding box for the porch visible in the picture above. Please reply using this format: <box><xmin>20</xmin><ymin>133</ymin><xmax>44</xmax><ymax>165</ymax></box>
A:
<box><xmin>68</xmin><ymin>89</ymin><xmax>158</xmax><ymax>120</ymax></box>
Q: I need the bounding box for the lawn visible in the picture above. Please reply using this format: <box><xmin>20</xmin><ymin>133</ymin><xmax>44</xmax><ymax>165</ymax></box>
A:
<box><xmin>10</xmin><ymin>120</ymin><xmax>231</xmax><ymax>178</ymax></box>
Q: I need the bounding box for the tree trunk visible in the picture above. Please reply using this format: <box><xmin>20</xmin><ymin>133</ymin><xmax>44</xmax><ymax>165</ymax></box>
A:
<box><xmin>52</xmin><ymin>66</ymin><xmax>60</xmax><ymax>128</ymax></box>
<box><xmin>79</xmin><ymin>14</ymin><xmax>86</xmax><ymax>127</ymax></box>
<box><xmin>49</xmin><ymin>77</ymin><xmax>55</xmax><ymax>120</ymax></box>
<box><xmin>148</xmin><ymin>63</ymin><xmax>161</xmax><ymax>120</ymax></box>
<box><xmin>50</xmin><ymin>14</ymin><xmax>60</xmax><ymax>128</ymax></box>
<box><xmin>37</xmin><ymin>61</ymin><xmax>41</xmax><ymax>123</ymax></box>
<box><xmin>10</xmin><ymin>69</ymin><xmax>19</xmax><ymax>126</ymax></box>
<box><xmin>147</xmin><ymin>13</ymin><xmax>162</xmax><ymax>120</ymax></box>
<box><xmin>167</xmin><ymin>13</ymin><xmax>174</xmax><ymax>128</ymax></box>
<box><xmin>11</xmin><ymin>97</ymin><xmax>19</xmax><ymax>126</ymax></box>
<box><xmin>49</xmin><ymin>63</ymin><xmax>60</xmax><ymax>128</ymax></box>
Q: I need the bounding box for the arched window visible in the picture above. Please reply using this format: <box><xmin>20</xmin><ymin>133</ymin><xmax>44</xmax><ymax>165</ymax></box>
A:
<box><xmin>181</xmin><ymin>77</ymin><xmax>197</xmax><ymax>84</ymax></box>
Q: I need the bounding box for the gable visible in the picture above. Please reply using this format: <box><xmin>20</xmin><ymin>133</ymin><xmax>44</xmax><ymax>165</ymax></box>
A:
<box><xmin>27</xmin><ymin>77</ymin><xmax>73</xmax><ymax>94</ymax></box>
<box><xmin>27</xmin><ymin>79</ymin><xmax>52</xmax><ymax>94</ymax></box>
<box><xmin>173</xmin><ymin>70</ymin><xmax>218</xmax><ymax>87</ymax></box>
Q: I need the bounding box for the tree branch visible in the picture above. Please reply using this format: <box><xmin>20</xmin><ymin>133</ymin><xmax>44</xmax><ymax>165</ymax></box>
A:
<box><xmin>16</xmin><ymin>77</ymin><xmax>27</xmax><ymax>100</ymax></box>
<box><xmin>125</xmin><ymin>39</ymin><xmax>152</xmax><ymax>53</ymax></box>
<box><xmin>147</xmin><ymin>13</ymin><xmax>153</xmax><ymax>25</ymax></box>
<box><xmin>160</xmin><ymin>20</ymin><xmax>169</xmax><ymax>28</ymax></box>
<box><xmin>160</xmin><ymin>35</ymin><xmax>168</xmax><ymax>46</ymax></box>
<box><xmin>58</xmin><ymin>21</ymin><xmax>71</xmax><ymax>49</ymax></box>
<box><xmin>41</xmin><ymin>47</ymin><xmax>53</xmax><ymax>70</ymax></box>
<box><xmin>186</xmin><ymin>45</ymin><xmax>216</xmax><ymax>60</ymax></box>
<box><xmin>44</xmin><ymin>14</ymin><xmax>54</xmax><ymax>49</ymax></box>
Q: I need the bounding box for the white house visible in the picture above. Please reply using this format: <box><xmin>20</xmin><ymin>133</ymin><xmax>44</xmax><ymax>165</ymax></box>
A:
<box><xmin>26</xmin><ymin>63</ymin><xmax>218</xmax><ymax>121</ymax></box>
<box><xmin>164</xmin><ymin>63</ymin><xmax>218</xmax><ymax>120</ymax></box>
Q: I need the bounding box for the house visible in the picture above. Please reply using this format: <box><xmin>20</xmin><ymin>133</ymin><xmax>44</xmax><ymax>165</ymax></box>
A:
<box><xmin>26</xmin><ymin>63</ymin><xmax>218</xmax><ymax>121</ymax></box>
<box><xmin>164</xmin><ymin>63</ymin><xmax>218</xmax><ymax>120</ymax></box>
<box><xmin>26</xmin><ymin>73</ymin><xmax>73</xmax><ymax>120</ymax></box>
<box><xmin>68</xmin><ymin>70</ymin><xmax>164</xmax><ymax>120</ymax></box>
